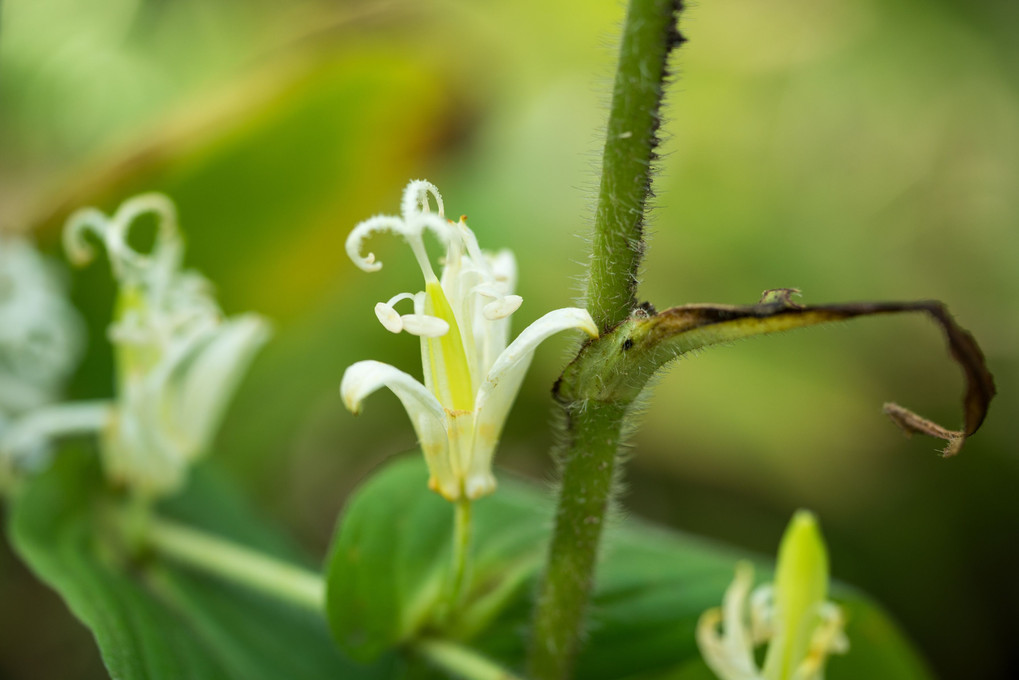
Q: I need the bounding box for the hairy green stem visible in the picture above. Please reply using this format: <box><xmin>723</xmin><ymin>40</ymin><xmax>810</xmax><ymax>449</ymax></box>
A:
<box><xmin>529</xmin><ymin>403</ymin><xmax>628</xmax><ymax>680</ymax></box>
<box><xmin>146</xmin><ymin>516</ymin><xmax>324</xmax><ymax>614</ymax></box>
<box><xmin>416</xmin><ymin>638</ymin><xmax>524</xmax><ymax>680</ymax></box>
<box><xmin>587</xmin><ymin>0</ymin><xmax>683</xmax><ymax>332</ymax></box>
<box><xmin>529</xmin><ymin>1</ymin><xmax>684</xmax><ymax>678</ymax></box>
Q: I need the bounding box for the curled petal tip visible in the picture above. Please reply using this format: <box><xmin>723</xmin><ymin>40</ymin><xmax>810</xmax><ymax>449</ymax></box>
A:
<box><xmin>339</xmin><ymin>386</ymin><xmax>363</xmax><ymax>415</ymax></box>
<box><xmin>338</xmin><ymin>369</ymin><xmax>366</xmax><ymax>414</ymax></box>
<box><xmin>552</xmin><ymin>307</ymin><xmax>599</xmax><ymax>338</ymax></box>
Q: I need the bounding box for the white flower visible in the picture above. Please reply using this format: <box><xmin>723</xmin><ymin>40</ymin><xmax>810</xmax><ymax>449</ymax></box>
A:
<box><xmin>340</xmin><ymin>180</ymin><xmax>597</xmax><ymax>501</ymax></box>
<box><xmin>0</xmin><ymin>235</ymin><xmax>87</xmax><ymax>487</ymax></box>
<box><xmin>56</xmin><ymin>193</ymin><xmax>270</xmax><ymax>497</ymax></box>
<box><xmin>697</xmin><ymin>511</ymin><xmax>849</xmax><ymax>680</ymax></box>
<box><xmin>0</xmin><ymin>235</ymin><xmax>84</xmax><ymax>415</ymax></box>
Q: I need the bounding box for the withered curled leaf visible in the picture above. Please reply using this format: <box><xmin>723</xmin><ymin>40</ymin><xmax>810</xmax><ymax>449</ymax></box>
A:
<box><xmin>632</xmin><ymin>288</ymin><xmax>995</xmax><ymax>456</ymax></box>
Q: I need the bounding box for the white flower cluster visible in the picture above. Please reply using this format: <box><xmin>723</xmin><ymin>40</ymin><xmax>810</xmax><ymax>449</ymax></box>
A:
<box><xmin>0</xmin><ymin>235</ymin><xmax>85</xmax><ymax>485</ymax></box>
<box><xmin>1</xmin><ymin>195</ymin><xmax>268</xmax><ymax>498</ymax></box>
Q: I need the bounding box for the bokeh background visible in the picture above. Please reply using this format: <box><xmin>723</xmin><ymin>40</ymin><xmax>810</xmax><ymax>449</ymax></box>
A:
<box><xmin>1</xmin><ymin>0</ymin><xmax>1017</xmax><ymax>677</ymax></box>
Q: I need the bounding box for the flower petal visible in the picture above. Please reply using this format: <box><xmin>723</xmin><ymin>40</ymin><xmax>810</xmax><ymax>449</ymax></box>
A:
<box><xmin>163</xmin><ymin>314</ymin><xmax>270</xmax><ymax>461</ymax></box>
<box><xmin>0</xmin><ymin>236</ymin><xmax>85</xmax><ymax>411</ymax></box>
<box><xmin>696</xmin><ymin>562</ymin><xmax>762</xmax><ymax>680</ymax></box>
<box><xmin>340</xmin><ymin>360</ymin><xmax>456</xmax><ymax>497</ymax></box>
<box><xmin>488</xmin><ymin>249</ymin><xmax>517</xmax><ymax>292</ymax></box>
<box><xmin>1</xmin><ymin>401</ymin><xmax>113</xmax><ymax>465</ymax></box>
<box><xmin>466</xmin><ymin>308</ymin><xmax>597</xmax><ymax>498</ymax></box>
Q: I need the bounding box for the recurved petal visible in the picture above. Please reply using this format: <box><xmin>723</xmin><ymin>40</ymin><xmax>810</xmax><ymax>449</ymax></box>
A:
<box><xmin>340</xmin><ymin>360</ymin><xmax>446</xmax><ymax>429</ymax></box>
<box><xmin>477</xmin><ymin>307</ymin><xmax>597</xmax><ymax>408</ymax></box>
<box><xmin>467</xmin><ymin>308</ymin><xmax>598</xmax><ymax>498</ymax></box>
<box><xmin>164</xmin><ymin>314</ymin><xmax>270</xmax><ymax>460</ymax></box>
<box><xmin>340</xmin><ymin>360</ymin><xmax>455</xmax><ymax>497</ymax></box>
<box><xmin>0</xmin><ymin>401</ymin><xmax>114</xmax><ymax>465</ymax></box>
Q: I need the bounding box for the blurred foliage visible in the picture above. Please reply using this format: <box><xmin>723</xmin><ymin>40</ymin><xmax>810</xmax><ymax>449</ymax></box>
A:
<box><xmin>326</xmin><ymin>455</ymin><xmax>932</xmax><ymax>679</ymax></box>
<box><xmin>7</xmin><ymin>448</ymin><xmax>397</xmax><ymax>680</ymax></box>
<box><xmin>1</xmin><ymin>0</ymin><xmax>1017</xmax><ymax>678</ymax></box>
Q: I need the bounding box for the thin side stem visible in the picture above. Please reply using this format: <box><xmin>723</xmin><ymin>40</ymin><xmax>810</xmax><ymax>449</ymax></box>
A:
<box><xmin>446</xmin><ymin>498</ymin><xmax>473</xmax><ymax>610</ymax></box>
<box><xmin>416</xmin><ymin>638</ymin><xmax>524</xmax><ymax>680</ymax></box>
<box><xmin>528</xmin><ymin>402</ymin><xmax>628</xmax><ymax>680</ymax></box>
<box><xmin>587</xmin><ymin>0</ymin><xmax>683</xmax><ymax>332</ymax></box>
<box><xmin>146</xmin><ymin>516</ymin><xmax>324</xmax><ymax>614</ymax></box>
<box><xmin>145</xmin><ymin>515</ymin><xmax>516</xmax><ymax>680</ymax></box>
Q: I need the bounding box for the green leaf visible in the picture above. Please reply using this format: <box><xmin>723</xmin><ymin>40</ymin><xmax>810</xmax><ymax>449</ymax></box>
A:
<box><xmin>327</xmin><ymin>454</ymin><xmax>934</xmax><ymax>679</ymax></box>
<box><xmin>6</xmin><ymin>448</ymin><xmax>392</xmax><ymax>680</ymax></box>
<box><xmin>324</xmin><ymin>455</ymin><xmax>550</xmax><ymax>663</ymax></box>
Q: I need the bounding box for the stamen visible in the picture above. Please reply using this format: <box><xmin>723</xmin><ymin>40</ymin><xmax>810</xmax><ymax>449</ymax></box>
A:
<box><xmin>455</xmin><ymin>217</ymin><xmax>489</xmax><ymax>270</ymax></box>
<box><xmin>375</xmin><ymin>293</ymin><xmax>418</xmax><ymax>333</ymax></box>
<box><xmin>375</xmin><ymin>303</ymin><xmax>404</xmax><ymax>333</ymax></box>
<box><xmin>483</xmin><ymin>295</ymin><xmax>523</xmax><ymax>320</ymax></box>
<box><xmin>489</xmin><ymin>250</ymin><xmax>517</xmax><ymax>285</ymax></box>
<box><xmin>407</xmin><ymin>234</ymin><xmax>440</xmax><ymax>282</ymax></box>
<box><xmin>472</xmin><ymin>283</ymin><xmax>523</xmax><ymax>320</ymax></box>
<box><xmin>401</xmin><ymin>314</ymin><xmax>450</xmax><ymax>337</ymax></box>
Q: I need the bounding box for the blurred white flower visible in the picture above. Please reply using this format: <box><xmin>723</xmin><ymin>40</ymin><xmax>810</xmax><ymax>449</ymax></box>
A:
<box><xmin>51</xmin><ymin>193</ymin><xmax>270</xmax><ymax>497</ymax></box>
<box><xmin>0</xmin><ymin>234</ymin><xmax>89</xmax><ymax>489</ymax></box>
<box><xmin>697</xmin><ymin>511</ymin><xmax>849</xmax><ymax>680</ymax></box>
<box><xmin>0</xmin><ymin>235</ymin><xmax>84</xmax><ymax>414</ymax></box>
<box><xmin>341</xmin><ymin>180</ymin><xmax>597</xmax><ymax>501</ymax></box>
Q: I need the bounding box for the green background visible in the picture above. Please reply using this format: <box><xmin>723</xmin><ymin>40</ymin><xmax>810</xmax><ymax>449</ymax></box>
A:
<box><xmin>1</xmin><ymin>0</ymin><xmax>1016</xmax><ymax>677</ymax></box>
